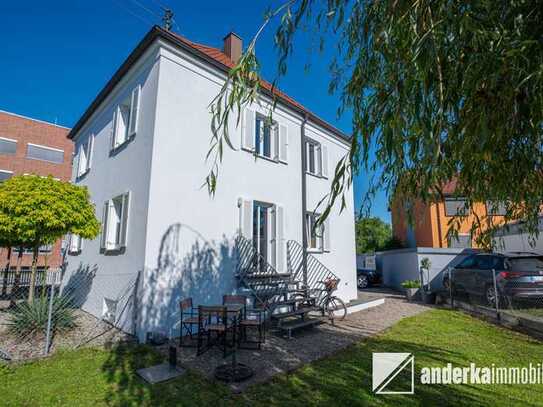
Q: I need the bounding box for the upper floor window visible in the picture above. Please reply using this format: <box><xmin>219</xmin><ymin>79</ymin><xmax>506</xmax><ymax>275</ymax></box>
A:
<box><xmin>13</xmin><ymin>245</ymin><xmax>53</xmax><ymax>255</ymax></box>
<box><xmin>444</xmin><ymin>197</ymin><xmax>469</xmax><ymax>216</ymax></box>
<box><xmin>77</xmin><ymin>134</ymin><xmax>94</xmax><ymax>177</ymax></box>
<box><xmin>305</xmin><ymin>212</ymin><xmax>330</xmax><ymax>252</ymax></box>
<box><xmin>112</xmin><ymin>86</ymin><xmax>140</xmax><ymax>151</ymax></box>
<box><xmin>486</xmin><ymin>201</ymin><xmax>507</xmax><ymax>216</ymax></box>
<box><xmin>68</xmin><ymin>234</ymin><xmax>82</xmax><ymax>254</ymax></box>
<box><xmin>255</xmin><ymin>115</ymin><xmax>277</xmax><ymax>159</ymax></box>
<box><xmin>26</xmin><ymin>143</ymin><xmax>64</xmax><ymax>164</ymax></box>
<box><xmin>100</xmin><ymin>192</ymin><xmax>130</xmax><ymax>252</ymax></box>
<box><xmin>0</xmin><ymin>169</ymin><xmax>13</xmax><ymax>182</ymax></box>
<box><xmin>448</xmin><ymin>233</ymin><xmax>472</xmax><ymax>248</ymax></box>
<box><xmin>0</xmin><ymin>137</ymin><xmax>17</xmax><ymax>155</ymax></box>
<box><xmin>242</xmin><ymin>108</ymin><xmax>288</xmax><ymax>163</ymax></box>
<box><xmin>305</xmin><ymin>139</ymin><xmax>328</xmax><ymax>178</ymax></box>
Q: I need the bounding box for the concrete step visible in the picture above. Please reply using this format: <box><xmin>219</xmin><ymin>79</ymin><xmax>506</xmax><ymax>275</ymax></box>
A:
<box><xmin>278</xmin><ymin>317</ymin><xmax>323</xmax><ymax>338</ymax></box>
<box><xmin>271</xmin><ymin>306</ymin><xmax>321</xmax><ymax>320</ymax></box>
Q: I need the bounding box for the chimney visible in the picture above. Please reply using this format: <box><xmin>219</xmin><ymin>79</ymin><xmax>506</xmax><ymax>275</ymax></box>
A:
<box><xmin>223</xmin><ymin>32</ymin><xmax>242</xmax><ymax>64</ymax></box>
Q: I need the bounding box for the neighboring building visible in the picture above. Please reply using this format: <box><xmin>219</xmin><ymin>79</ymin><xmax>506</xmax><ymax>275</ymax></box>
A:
<box><xmin>64</xmin><ymin>26</ymin><xmax>357</xmax><ymax>340</ymax></box>
<box><xmin>0</xmin><ymin>110</ymin><xmax>72</xmax><ymax>268</ymax></box>
<box><xmin>391</xmin><ymin>179</ymin><xmax>507</xmax><ymax>249</ymax></box>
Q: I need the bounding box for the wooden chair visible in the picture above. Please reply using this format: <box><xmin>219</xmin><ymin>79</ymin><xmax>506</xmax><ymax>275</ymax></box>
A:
<box><xmin>179</xmin><ymin>298</ymin><xmax>199</xmax><ymax>347</ymax></box>
<box><xmin>197</xmin><ymin>305</ymin><xmax>230</xmax><ymax>357</ymax></box>
<box><xmin>239</xmin><ymin>308</ymin><xmax>266</xmax><ymax>350</ymax></box>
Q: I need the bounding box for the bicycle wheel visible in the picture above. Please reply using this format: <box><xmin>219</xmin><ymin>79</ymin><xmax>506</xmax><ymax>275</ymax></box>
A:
<box><xmin>325</xmin><ymin>296</ymin><xmax>347</xmax><ymax>321</ymax></box>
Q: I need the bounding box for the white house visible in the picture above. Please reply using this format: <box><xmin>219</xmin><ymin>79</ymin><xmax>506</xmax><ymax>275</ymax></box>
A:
<box><xmin>64</xmin><ymin>26</ymin><xmax>357</xmax><ymax>341</ymax></box>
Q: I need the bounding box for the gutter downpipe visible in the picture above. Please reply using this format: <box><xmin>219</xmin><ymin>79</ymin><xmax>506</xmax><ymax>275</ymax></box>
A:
<box><xmin>301</xmin><ymin>113</ymin><xmax>309</xmax><ymax>295</ymax></box>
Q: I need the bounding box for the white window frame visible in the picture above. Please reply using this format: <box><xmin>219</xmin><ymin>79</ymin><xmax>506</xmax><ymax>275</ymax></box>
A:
<box><xmin>444</xmin><ymin>197</ymin><xmax>470</xmax><ymax>217</ymax></box>
<box><xmin>305</xmin><ymin>139</ymin><xmax>322</xmax><ymax>176</ymax></box>
<box><xmin>101</xmin><ymin>192</ymin><xmax>130</xmax><ymax>252</ymax></box>
<box><xmin>0</xmin><ymin>136</ymin><xmax>17</xmax><ymax>155</ymax></box>
<box><xmin>306</xmin><ymin>212</ymin><xmax>323</xmax><ymax>252</ymax></box>
<box><xmin>0</xmin><ymin>169</ymin><xmax>13</xmax><ymax>182</ymax></box>
<box><xmin>26</xmin><ymin>143</ymin><xmax>65</xmax><ymax>164</ymax></box>
<box><xmin>77</xmin><ymin>134</ymin><xmax>94</xmax><ymax>177</ymax></box>
<box><xmin>112</xmin><ymin>85</ymin><xmax>140</xmax><ymax>151</ymax></box>
<box><xmin>254</xmin><ymin>114</ymin><xmax>277</xmax><ymax>160</ymax></box>
<box><xmin>68</xmin><ymin>234</ymin><xmax>82</xmax><ymax>254</ymax></box>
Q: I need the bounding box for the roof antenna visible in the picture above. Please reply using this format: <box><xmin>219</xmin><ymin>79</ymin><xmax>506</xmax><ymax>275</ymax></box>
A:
<box><xmin>162</xmin><ymin>8</ymin><xmax>173</xmax><ymax>31</ymax></box>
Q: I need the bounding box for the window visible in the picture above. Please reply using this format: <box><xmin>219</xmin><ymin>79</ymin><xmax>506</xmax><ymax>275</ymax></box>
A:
<box><xmin>242</xmin><ymin>109</ymin><xmax>288</xmax><ymax>163</ymax></box>
<box><xmin>0</xmin><ymin>137</ymin><xmax>17</xmax><ymax>155</ymax></box>
<box><xmin>13</xmin><ymin>245</ymin><xmax>53</xmax><ymax>255</ymax></box>
<box><xmin>305</xmin><ymin>212</ymin><xmax>330</xmax><ymax>252</ymax></box>
<box><xmin>0</xmin><ymin>170</ymin><xmax>13</xmax><ymax>182</ymax></box>
<box><xmin>77</xmin><ymin>134</ymin><xmax>94</xmax><ymax>177</ymax></box>
<box><xmin>456</xmin><ymin>255</ymin><xmax>476</xmax><ymax>269</ymax></box>
<box><xmin>255</xmin><ymin>115</ymin><xmax>276</xmax><ymax>159</ymax></box>
<box><xmin>26</xmin><ymin>143</ymin><xmax>64</xmax><ymax>164</ymax></box>
<box><xmin>448</xmin><ymin>234</ymin><xmax>472</xmax><ymax>248</ymax></box>
<box><xmin>444</xmin><ymin>197</ymin><xmax>469</xmax><ymax>216</ymax></box>
<box><xmin>68</xmin><ymin>234</ymin><xmax>82</xmax><ymax>254</ymax></box>
<box><xmin>474</xmin><ymin>255</ymin><xmax>493</xmax><ymax>270</ymax></box>
<box><xmin>486</xmin><ymin>201</ymin><xmax>507</xmax><ymax>216</ymax></box>
<box><xmin>101</xmin><ymin>192</ymin><xmax>130</xmax><ymax>251</ymax></box>
<box><xmin>112</xmin><ymin>86</ymin><xmax>140</xmax><ymax>150</ymax></box>
<box><xmin>305</xmin><ymin>139</ymin><xmax>328</xmax><ymax>178</ymax></box>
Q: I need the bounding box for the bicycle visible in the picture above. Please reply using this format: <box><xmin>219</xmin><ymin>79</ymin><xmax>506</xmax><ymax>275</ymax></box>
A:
<box><xmin>291</xmin><ymin>278</ymin><xmax>347</xmax><ymax>323</ymax></box>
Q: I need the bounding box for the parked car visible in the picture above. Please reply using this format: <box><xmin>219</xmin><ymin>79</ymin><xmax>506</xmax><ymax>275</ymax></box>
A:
<box><xmin>442</xmin><ymin>252</ymin><xmax>543</xmax><ymax>306</ymax></box>
<box><xmin>357</xmin><ymin>268</ymin><xmax>382</xmax><ymax>289</ymax></box>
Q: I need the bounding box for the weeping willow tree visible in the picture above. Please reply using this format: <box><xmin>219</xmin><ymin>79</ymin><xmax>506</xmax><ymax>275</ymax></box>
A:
<box><xmin>207</xmin><ymin>0</ymin><xmax>543</xmax><ymax>248</ymax></box>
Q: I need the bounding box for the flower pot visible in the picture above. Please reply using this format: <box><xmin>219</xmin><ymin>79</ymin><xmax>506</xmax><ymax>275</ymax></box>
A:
<box><xmin>405</xmin><ymin>288</ymin><xmax>420</xmax><ymax>302</ymax></box>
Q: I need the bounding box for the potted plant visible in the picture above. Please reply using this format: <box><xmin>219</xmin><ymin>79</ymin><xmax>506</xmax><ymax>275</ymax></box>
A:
<box><xmin>401</xmin><ymin>280</ymin><xmax>421</xmax><ymax>301</ymax></box>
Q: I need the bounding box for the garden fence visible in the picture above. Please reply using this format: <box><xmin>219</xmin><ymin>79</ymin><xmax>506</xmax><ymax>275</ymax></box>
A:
<box><xmin>446</xmin><ymin>267</ymin><xmax>543</xmax><ymax>338</ymax></box>
<box><xmin>0</xmin><ymin>267</ymin><xmax>139</xmax><ymax>362</ymax></box>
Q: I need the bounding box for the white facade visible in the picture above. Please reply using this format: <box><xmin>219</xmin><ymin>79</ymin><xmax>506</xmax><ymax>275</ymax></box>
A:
<box><xmin>65</xmin><ymin>30</ymin><xmax>357</xmax><ymax>340</ymax></box>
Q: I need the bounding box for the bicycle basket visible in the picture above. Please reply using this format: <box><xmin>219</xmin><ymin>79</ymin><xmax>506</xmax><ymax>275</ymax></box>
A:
<box><xmin>324</xmin><ymin>278</ymin><xmax>339</xmax><ymax>291</ymax></box>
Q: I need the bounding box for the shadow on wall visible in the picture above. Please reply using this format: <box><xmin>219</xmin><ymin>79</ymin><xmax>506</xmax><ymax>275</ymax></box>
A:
<box><xmin>140</xmin><ymin>223</ymin><xmax>238</xmax><ymax>340</ymax></box>
<box><xmin>61</xmin><ymin>263</ymin><xmax>99</xmax><ymax>307</ymax></box>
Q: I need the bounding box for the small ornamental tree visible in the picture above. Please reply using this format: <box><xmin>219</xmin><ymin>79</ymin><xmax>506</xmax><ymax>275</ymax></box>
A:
<box><xmin>0</xmin><ymin>176</ymin><xmax>100</xmax><ymax>302</ymax></box>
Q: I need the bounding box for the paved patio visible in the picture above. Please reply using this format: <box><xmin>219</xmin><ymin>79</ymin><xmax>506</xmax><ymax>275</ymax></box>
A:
<box><xmin>158</xmin><ymin>294</ymin><xmax>430</xmax><ymax>392</ymax></box>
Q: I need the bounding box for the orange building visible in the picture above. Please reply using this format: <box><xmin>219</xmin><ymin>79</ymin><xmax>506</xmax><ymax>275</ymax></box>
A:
<box><xmin>391</xmin><ymin>180</ymin><xmax>507</xmax><ymax>249</ymax></box>
<box><xmin>0</xmin><ymin>110</ymin><xmax>73</xmax><ymax>269</ymax></box>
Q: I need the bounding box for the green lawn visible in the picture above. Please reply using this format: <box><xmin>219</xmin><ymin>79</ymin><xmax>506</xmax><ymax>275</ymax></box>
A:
<box><xmin>2</xmin><ymin>309</ymin><xmax>543</xmax><ymax>406</ymax></box>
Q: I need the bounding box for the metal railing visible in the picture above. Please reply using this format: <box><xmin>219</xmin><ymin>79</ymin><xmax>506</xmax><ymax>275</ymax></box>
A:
<box><xmin>286</xmin><ymin>240</ymin><xmax>339</xmax><ymax>291</ymax></box>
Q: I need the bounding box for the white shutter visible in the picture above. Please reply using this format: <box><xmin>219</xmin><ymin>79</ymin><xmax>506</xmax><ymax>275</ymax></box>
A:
<box><xmin>110</xmin><ymin>110</ymin><xmax>118</xmax><ymax>151</ymax></box>
<box><xmin>119</xmin><ymin>192</ymin><xmax>130</xmax><ymax>248</ymax></box>
<box><xmin>76</xmin><ymin>144</ymin><xmax>84</xmax><ymax>177</ymax></box>
<box><xmin>128</xmin><ymin>86</ymin><xmax>140</xmax><ymax>137</ymax></box>
<box><xmin>69</xmin><ymin>234</ymin><xmax>81</xmax><ymax>254</ymax></box>
<box><xmin>240</xmin><ymin>199</ymin><xmax>253</xmax><ymax>239</ymax></box>
<box><xmin>270</xmin><ymin>206</ymin><xmax>277</xmax><ymax>268</ymax></box>
<box><xmin>278</xmin><ymin>124</ymin><xmax>288</xmax><ymax>163</ymax></box>
<box><xmin>242</xmin><ymin>108</ymin><xmax>255</xmax><ymax>151</ymax></box>
<box><xmin>87</xmin><ymin>134</ymin><xmax>94</xmax><ymax>171</ymax></box>
<box><xmin>323</xmin><ymin>216</ymin><xmax>331</xmax><ymax>252</ymax></box>
<box><xmin>275</xmin><ymin>205</ymin><xmax>284</xmax><ymax>272</ymax></box>
<box><xmin>100</xmin><ymin>201</ymin><xmax>109</xmax><ymax>250</ymax></box>
<box><xmin>321</xmin><ymin>144</ymin><xmax>329</xmax><ymax>178</ymax></box>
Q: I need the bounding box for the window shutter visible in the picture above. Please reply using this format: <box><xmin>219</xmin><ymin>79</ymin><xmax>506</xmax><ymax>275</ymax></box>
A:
<box><xmin>279</xmin><ymin>124</ymin><xmax>288</xmax><ymax>163</ymax></box>
<box><xmin>76</xmin><ymin>144</ymin><xmax>84</xmax><ymax>177</ymax></box>
<box><xmin>119</xmin><ymin>192</ymin><xmax>130</xmax><ymax>248</ymax></box>
<box><xmin>242</xmin><ymin>108</ymin><xmax>255</xmax><ymax>151</ymax></box>
<box><xmin>321</xmin><ymin>144</ymin><xmax>329</xmax><ymax>178</ymax></box>
<box><xmin>87</xmin><ymin>134</ymin><xmax>94</xmax><ymax>171</ymax></box>
<box><xmin>275</xmin><ymin>205</ymin><xmax>284</xmax><ymax>272</ymax></box>
<box><xmin>100</xmin><ymin>201</ymin><xmax>109</xmax><ymax>250</ymax></box>
<box><xmin>69</xmin><ymin>234</ymin><xmax>81</xmax><ymax>253</ymax></box>
<box><xmin>323</xmin><ymin>216</ymin><xmax>331</xmax><ymax>252</ymax></box>
<box><xmin>128</xmin><ymin>86</ymin><xmax>140</xmax><ymax>136</ymax></box>
<box><xmin>240</xmin><ymin>199</ymin><xmax>253</xmax><ymax>239</ymax></box>
<box><xmin>110</xmin><ymin>110</ymin><xmax>118</xmax><ymax>151</ymax></box>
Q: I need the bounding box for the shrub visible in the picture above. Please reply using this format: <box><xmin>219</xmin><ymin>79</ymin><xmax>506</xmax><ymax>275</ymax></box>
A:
<box><xmin>401</xmin><ymin>279</ymin><xmax>421</xmax><ymax>289</ymax></box>
<box><xmin>7</xmin><ymin>294</ymin><xmax>77</xmax><ymax>338</ymax></box>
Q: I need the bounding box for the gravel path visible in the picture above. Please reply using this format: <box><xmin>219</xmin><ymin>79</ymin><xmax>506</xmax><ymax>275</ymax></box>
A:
<box><xmin>159</xmin><ymin>294</ymin><xmax>431</xmax><ymax>392</ymax></box>
<box><xmin>0</xmin><ymin>309</ymin><xmax>132</xmax><ymax>362</ymax></box>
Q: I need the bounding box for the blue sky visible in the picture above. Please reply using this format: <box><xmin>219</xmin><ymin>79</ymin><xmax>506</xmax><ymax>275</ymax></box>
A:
<box><xmin>0</xmin><ymin>0</ymin><xmax>390</xmax><ymax>223</ymax></box>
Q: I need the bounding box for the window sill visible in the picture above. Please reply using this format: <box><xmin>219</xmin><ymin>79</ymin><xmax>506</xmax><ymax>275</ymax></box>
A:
<box><xmin>307</xmin><ymin>248</ymin><xmax>323</xmax><ymax>254</ymax></box>
<box><xmin>76</xmin><ymin>168</ymin><xmax>90</xmax><ymax>180</ymax></box>
<box><xmin>110</xmin><ymin>134</ymin><xmax>135</xmax><ymax>155</ymax></box>
<box><xmin>306</xmin><ymin>171</ymin><xmax>327</xmax><ymax>180</ymax></box>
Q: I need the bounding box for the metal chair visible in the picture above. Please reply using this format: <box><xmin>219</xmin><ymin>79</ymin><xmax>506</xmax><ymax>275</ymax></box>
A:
<box><xmin>197</xmin><ymin>305</ymin><xmax>230</xmax><ymax>357</ymax></box>
<box><xmin>179</xmin><ymin>298</ymin><xmax>199</xmax><ymax>347</ymax></box>
<box><xmin>239</xmin><ymin>308</ymin><xmax>266</xmax><ymax>350</ymax></box>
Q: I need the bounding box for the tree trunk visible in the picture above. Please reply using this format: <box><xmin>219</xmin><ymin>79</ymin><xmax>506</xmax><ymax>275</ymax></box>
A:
<box><xmin>10</xmin><ymin>248</ymin><xmax>23</xmax><ymax>307</ymax></box>
<box><xmin>27</xmin><ymin>245</ymin><xmax>39</xmax><ymax>303</ymax></box>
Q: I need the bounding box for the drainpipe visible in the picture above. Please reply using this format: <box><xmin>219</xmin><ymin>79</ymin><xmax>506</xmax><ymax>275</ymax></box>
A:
<box><xmin>300</xmin><ymin>113</ymin><xmax>309</xmax><ymax>293</ymax></box>
<box><xmin>435</xmin><ymin>201</ymin><xmax>444</xmax><ymax>248</ymax></box>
